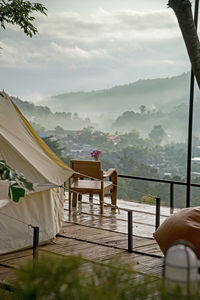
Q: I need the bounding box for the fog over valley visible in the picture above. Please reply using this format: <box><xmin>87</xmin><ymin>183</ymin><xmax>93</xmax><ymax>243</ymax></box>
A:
<box><xmin>12</xmin><ymin>72</ymin><xmax>199</xmax><ymax>143</ymax></box>
<box><xmin>2</xmin><ymin>0</ymin><xmax>200</xmax><ymax>208</ymax></box>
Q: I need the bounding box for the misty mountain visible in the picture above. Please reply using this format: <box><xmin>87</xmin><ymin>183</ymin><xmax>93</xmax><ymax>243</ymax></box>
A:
<box><xmin>39</xmin><ymin>73</ymin><xmax>191</xmax><ymax>115</ymax></box>
<box><xmin>11</xmin><ymin>72</ymin><xmax>200</xmax><ymax>141</ymax></box>
<box><xmin>112</xmin><ymin>95</ymin><xmax>200</xmax><ymax>139</ymax></box>
<box><xmin>11</xmin><ymin>97</ymin><xmax>92</xmax><ymax>131</ymax></box>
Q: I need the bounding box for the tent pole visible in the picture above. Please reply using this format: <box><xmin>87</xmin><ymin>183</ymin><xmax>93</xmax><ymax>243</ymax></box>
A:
<box><xmin>186</xmin><ymin>0</ymin><xmax>199</xmax><ymax>207</ymax></box>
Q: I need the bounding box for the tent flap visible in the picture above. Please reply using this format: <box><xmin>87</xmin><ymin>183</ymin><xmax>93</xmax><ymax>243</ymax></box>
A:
<box><xmin>0</xmin><ymin>92</ymin><xmax>71</xmax><ymax>254</ymax></box>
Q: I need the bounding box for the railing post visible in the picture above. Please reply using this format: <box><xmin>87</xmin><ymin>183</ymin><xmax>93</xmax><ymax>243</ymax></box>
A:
<box><xmin>128</xmin><ymin>210</ymin><xmax>133</xmax><ymax>253</ymax></box>
<box><xmin>155</xmin><ymin>197</ymin><xmax>160</xmax><ymax>230</ymax></box>
<box><xmin>170</xmin><ymin>183</ymin><xmax>174</xmax><ymax>214</ymax></box>
<box><xmin>33</xmin><ymin>226</ymin><xmax>39</xmax><ymax>261</ymax></box>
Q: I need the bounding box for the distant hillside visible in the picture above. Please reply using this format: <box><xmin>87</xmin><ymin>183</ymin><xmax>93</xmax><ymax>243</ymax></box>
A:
<box><xmin>11</xmin><ymin>72</ymin><xmax>200</xmax><ymax>141</ymax></box>
<box><xmin>39</xmin><ymin>73</ymin><xmax>191</xmax><ymax>115</ymax></box>
<box><xmin>11</xmin><ymin>97</ymin><xmax>92</xmax><ymax>131</ymax></box>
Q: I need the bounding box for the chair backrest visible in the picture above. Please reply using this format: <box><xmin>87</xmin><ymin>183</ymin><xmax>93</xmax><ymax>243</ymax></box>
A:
<box><xmin>70</xmin><ymin>160</ymin><xmax>103</xmax><ymax>180</ymax></box>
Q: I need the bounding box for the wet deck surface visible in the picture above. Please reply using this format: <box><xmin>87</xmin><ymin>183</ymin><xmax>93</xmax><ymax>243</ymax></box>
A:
<box><xmin>65</xmin><ymin>196</ymin><xmax>176</xmax><ymax>238</ymax></box>
<box><xmin>0</xmin><ymin>197</ymin><xmax>175</xmax><ymax>284</ymax></box>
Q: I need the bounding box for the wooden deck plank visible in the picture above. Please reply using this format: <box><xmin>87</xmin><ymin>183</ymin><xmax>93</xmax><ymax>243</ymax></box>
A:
<box><xmin>61</xmin><ymin>222</ymin><xmax>162</xmax><ymax>256</ymax></box>
<box><xmin>0</xmin><ymin>249</ymin><xmax>33</xmax><ymax>263</ymax></box>
<box><xmin>41</xmin><ymin>236</ymin><xmax>125</xmax><ymax>261</ymax></box>
<box><xmin>0</xmin><ymin>267</ymin><xmax>16</xmax><ymax>282</ymax></box>
<box><xmin>0</xmin><ymin>201</ymin><xmax>164</xmax><ymax>283</ymax></box>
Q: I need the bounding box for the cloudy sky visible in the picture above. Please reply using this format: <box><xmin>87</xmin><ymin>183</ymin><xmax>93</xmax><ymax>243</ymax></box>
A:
<box><xmin>0</xmin><ymin>0</ymin><xmax>194</xmax><ymax>102</ymax></box>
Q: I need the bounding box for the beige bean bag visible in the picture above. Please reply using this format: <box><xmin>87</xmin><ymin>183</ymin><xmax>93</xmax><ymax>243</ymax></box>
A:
<box><xmin>153</xmin><ymin>207</ymin><xmax>200</xmax><ymax>258</ymax></box>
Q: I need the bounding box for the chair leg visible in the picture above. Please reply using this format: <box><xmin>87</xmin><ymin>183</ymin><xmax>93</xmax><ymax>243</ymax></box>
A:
<box><xmin>68</xmin><ymin>190</ymin><xmax>72</xmax><ymax>211</ymax></box>
<box><xmin>99</xmin><ymin>192</ymin><xmax>104</xmax><ymax>214</ymax></box>
<box><xmin>78</xmin><ymin>194</ymin><xmax>82</xmax><ymax>202</ymax></box>
<box><xmin>111</xmin><ymin>186</ymin><xmax>117</xmax><ymax>206</ymax></box>
<box><xmin>72</xmin><ymin>192</ymin><xmax>77</xmax><ymax>208</ymax></box>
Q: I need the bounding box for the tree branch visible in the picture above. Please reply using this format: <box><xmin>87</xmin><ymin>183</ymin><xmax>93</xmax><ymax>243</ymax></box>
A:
<box><xmin>0</xmin><ymin>0</ymin><xmax>47</xmax><ymax>37</ymax></box>
<box><xmin>168</xmin><ymin>0</ymin><xmax>200</xmax><ymax>88</ymax></box>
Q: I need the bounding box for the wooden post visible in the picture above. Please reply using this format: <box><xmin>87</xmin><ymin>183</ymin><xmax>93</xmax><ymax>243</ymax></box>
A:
<box><xmin>72</xmin><ymin>192</ymin><xmax>77</xmax><ymax>208</ymax></box>
<box><xmin>155</xmin><ymin>197</ymin><xmax>160</xmax><ymax>230</ymax></box>
<box><xmin>111</xmin><ymin>170</ymin><xmax>117</xmax><ymax>206</ymax></box>
<box><xmin>128</xmin><ymin>210</ymin><xmax>133</xmax><ymax>253</ymax></box>
<box><xmin>100</xmin><ymin>180</ymin><xmax>104</xmax><ymax>214</ymax></box>
<box><xmin>68</xmin><ymin>177</ymin><xmax>71</xmax><ymax>212</ymax></box>
<box><xmin>33</xmin><ymin>226</ymin><xmax>39</xmax><ymax>261</ymax></box>
<box><xmin>170</xmin><ymin>183</ymin><xmax>174</xmax><ymax>214</ymax></box>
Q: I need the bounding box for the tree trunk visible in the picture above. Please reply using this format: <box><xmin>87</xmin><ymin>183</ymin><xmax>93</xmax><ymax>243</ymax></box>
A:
<box><xmin>168</xmin><ymin>0</ymin><xmax>200</xmax><ymax>88</ymax></box>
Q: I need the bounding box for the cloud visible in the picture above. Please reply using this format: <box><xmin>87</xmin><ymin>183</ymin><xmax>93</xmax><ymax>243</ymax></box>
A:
<box><xmin>50</xmin><ymin>42</ymin><xmax>108</xmax><ymax>61</ymax></box>
<box><xmin>0</xmin><ymin>41</ymin><xmax>27</xmax><ymax>66</ymax></box>
<box><xmin>0</xmin><ymin>6</ymin><xmax>190</xmax><ymax>99</ymax></box>
<box><xmin>1</xmin><ymin>8</ymin><xmax>183</xmax><ymax>66</ymax></box>
<box><xmin>30</xmin><ymin>10</ymin><xmax>173</xmax><ymax>56</ymax></box>
<box><xmin>0</xmin><ymin>40</ymin><xmax>44</xmax><ymax>68</ymax></box>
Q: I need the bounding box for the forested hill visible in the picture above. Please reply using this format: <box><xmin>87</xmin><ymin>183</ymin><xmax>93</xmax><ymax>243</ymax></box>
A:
<box><xmin>39</xmin><ymin>73</ymin><xmax>191</xmax><ymax>114</ymax></box>
<box><xmin>11</xmin><ymin>97</ymin><xmax>92</xmax><ymax>131</ymax></box>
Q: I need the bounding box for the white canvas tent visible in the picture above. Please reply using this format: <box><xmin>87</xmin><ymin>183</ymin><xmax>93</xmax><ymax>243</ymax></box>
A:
<box><xmin>0</xmin><ymin>92</ymin><xmax>73</xmax><ymax>254</ymax></box>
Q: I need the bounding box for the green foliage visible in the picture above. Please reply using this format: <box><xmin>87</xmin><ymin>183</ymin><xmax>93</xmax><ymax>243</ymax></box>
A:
<box><xmin>29</xmin><ymin>121</ymin><xmax>46</xmax><ymax>134</ymax></box>
<box><xmin>116</xmin><ymin>130</ymin><xmax>145</xmax><ymax>149</ymax></box>
<box><xmin>1</xmin><ymin>254</ymin><xmax>199</xmax><ymax>299</ymax></box>
<box><xmin>112</xmin><ymin>103</ymin><xmax>191</xmax><ymax>142</ymax></box>
<box><xmin>72</xmin><ymin>127</ymin><xmax>114</xmax><ymax>152</ymax></box>
<box><xmin>55</xmin><ymin>125</ymin><xmax>65</xmax><ymax>135</ymax></box>
<box><xmin>61</xmin><ymin>156</ymin><xmax>71</xmax><ymax>167</ymax></box>
<box><xmin>149</xmin><ymin>125</ymin><xmax>167</xmax><ymax>145</ymax></box>
<box><xmin>139</xmin><ymin>104</ymin><xmax>147</xmax><ymax>114</ymax></box>
<box><xmin>0</xmin><ymin>0</ymin><xmax>47</xmax><ymax>37</ymax></box>
<box><xmin>141</xmin><ymin>195</ymin><xmax>157</xmax><ymax>205</ymax></box>
<box><xmin>12</xmin><ymin>255</ymin><xmax>87</xmax><ymax>300</ymax></box>
<box><xmin>89</xmin><ymin>258</ymin><xmax>155</xmax><ymax>300</ymax></box>
<box><xmin>142</xmin><ymin>195</ymin><xmax>165</xmax><ymax>206</ymax></box>
<box><xmin>0</xmin><ymin>289</ymin><xmax>12</xmax><ymax>300</ymax></box>
<box><xmin>42</xmin><ymin>136</ymin><xmax>64</xmax><ymax>158</ymax></box>
<box><xmin>0</xmin><ymin>160</ymin><xmax>33</xmax><ymax>202</ymax></box>
<box><xmin>36</xmin><ymin>122</ymin><xmax>192</xmax><ymax>207</ymax></box>
<box><xmin>0</xmin><ymin>255</ymin><xmax>155</xmax><ymax>299</ymax></box>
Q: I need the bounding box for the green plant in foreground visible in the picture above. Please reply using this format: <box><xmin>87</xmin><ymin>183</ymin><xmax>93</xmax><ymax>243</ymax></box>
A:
<box><xmin>0</xmin><ymin>160</ymin><xmax>34</xmax><ymax>202</ymax></box>
<box><xmin>0</xmin><ymin>254</ymin><xmax>199</xmax><ymax>300</ymax></box>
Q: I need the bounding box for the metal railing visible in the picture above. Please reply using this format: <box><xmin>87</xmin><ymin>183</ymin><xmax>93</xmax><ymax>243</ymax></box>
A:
<box><xmin>127</xmin><ymin>198</ymin><xmax>161</xmax><ymax>256</ymax></box>
<box><xmin>118</xmin><ymin>174</ymin><xmax>200</xmax><ymax>210</ymax></box>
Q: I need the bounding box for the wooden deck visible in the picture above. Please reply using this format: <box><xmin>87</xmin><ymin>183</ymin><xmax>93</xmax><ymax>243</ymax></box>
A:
<box><xmin>0</xmin><ymin>197</ymin><xmax>171</xmax><ymax>284</ymax></box>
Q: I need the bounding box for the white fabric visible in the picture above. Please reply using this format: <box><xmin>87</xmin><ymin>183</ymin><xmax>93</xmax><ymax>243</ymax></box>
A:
<box><xmin>0</xmin><ymin>181</ymin><xmax>10</xmax><ymax>200</ymax></box>
<box><xmin>0</xmin><ymin>189</ymin><xmax>65</xmax><ymax>254</ymax></box>
<box><xmin>0</xmin><ymin>94</ymin><xmax>72</xmax><ymax>184</ymax></box>
<box><xmin>0</xmin><ymin>200</ymin><xmax>9</xmax><ymax>209</ymax></box>
<box><xmin>0</xmin><ymin>181</ymin><xmax>10</xmax><ymax>209</ymax></box>
<box><xmin>0</xmin><ymin>92</ymin><xmax>73</xmax><ymax>254</ymax></box>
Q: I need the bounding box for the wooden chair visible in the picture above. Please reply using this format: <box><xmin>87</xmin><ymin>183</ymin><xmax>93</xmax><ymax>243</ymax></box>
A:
<box><xmin>68</xmin><ymin>160</ymin><xmax>117</xmax><ymax>214</ymax></box>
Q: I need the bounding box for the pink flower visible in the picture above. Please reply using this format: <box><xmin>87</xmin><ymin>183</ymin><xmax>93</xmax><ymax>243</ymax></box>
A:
<box><xmin>90</xmin><ymin>150</ymin><xmax>102</xmax><ymax>160</ymax></box>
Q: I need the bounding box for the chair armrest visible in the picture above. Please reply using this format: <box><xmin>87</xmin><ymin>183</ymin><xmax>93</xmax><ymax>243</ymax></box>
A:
<box><xmin>103</xmin><ymin>168</ymin><xmax>117</xmax><ymax>178</ymax></box>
